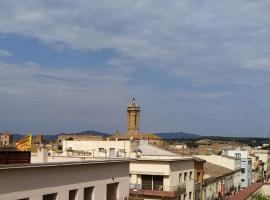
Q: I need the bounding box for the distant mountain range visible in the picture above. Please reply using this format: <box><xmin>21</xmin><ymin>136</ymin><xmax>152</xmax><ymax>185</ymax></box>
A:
<box><xmin>56</xmin><ymin>130</ymin><xmax>110</xmax><ymax>137</ymax></box>
<box><xmin>12</xmin><ymin>130</ymin><xmax>110</xmax><ymax>142</ymax></box>
<box><xmin>155</xmin><ymin>132</ymin><xmax>202</xmax><ymax>139</ymax></box>
<box><xmin>12</xmin><ymin>130</ymin><xmax>201</xmax><ymax>141</ymax></box>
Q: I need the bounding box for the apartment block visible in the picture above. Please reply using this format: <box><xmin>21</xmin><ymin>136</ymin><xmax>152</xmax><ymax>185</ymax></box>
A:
<box><xmin>129</xmin><ymin>156</ymin><xmax>195</xmax><ymax>200</ymax></box>
<box><xmin>0</xmin><ymin>132</ymin><xmax>13</xmax><ymax>147</ymax></box>
<box><xmin>226</xmin><ymin>149</ymin><xmax>252</xmax><ymax>188</ymax></box>
<box><xmin>0</xmin><ymin>159</ymin><xmax>130</xmax><ymax>200</ymax></box>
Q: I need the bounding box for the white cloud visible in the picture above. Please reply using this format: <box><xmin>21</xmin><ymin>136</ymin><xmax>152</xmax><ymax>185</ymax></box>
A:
<box><xmin>0</xmin><ymin>49</ymin><xmax>12</xmax><ymax>56</ymax></box>
<box><xmin>1</xmin><ymin>1</ymin><xmax>270</xmax><ymax>135</ymax></box>
<box><xmin>0</xmin><ymin>0</ymin><xmax>269</xmax><ymax>87</ymax></box>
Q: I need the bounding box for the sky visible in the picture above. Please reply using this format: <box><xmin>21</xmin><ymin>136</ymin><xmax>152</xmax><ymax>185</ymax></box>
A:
<box><xmin>0</xmin><ymin>1</ymin><xmax>270</xmax><ymax>136</ymax></box>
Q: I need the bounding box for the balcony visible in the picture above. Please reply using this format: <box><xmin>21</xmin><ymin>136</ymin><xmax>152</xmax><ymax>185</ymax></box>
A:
<box><xmin>0</xmin><ymin>151</ymin><xmax>31</xmax><ymax>164</ymax></box>
<box><xmin>129</xmin><ymin>183</ymin><xmax>186</xmax><ymax>198</ymax></box>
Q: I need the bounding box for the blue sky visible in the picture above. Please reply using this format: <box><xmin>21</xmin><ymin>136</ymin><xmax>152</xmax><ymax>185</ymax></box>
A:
<box><xmin>0</xmin><ymin>0</ymin><xmax>270</xmax><ymax>136</ymax></box>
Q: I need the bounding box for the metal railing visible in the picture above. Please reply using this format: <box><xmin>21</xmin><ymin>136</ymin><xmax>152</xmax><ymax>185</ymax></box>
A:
<box><xmin>129</xmin><ymin>183</ymin><xmax>186</xmax><ymax>192</ymax></box>
<box><xmin>0</xmin><ymin>151</ymin><xmax>31</xmax><ymax>164</ymax></box>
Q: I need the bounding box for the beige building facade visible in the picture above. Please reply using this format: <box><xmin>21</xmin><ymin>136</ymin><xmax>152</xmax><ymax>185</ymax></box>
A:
<box><xmin>0</xmin><ymin>159</ymin><xmax>129</xmax><ymax>200</ymax></box>
<box><xmin>203</xmin><ymin>174</ymin><xmax>241</xmax><ymax>200</ymax></box>
<box><xmin>129</xmin><ymin>156</ymin><xmax>195</xmax><ymax>200</ymax></box>
<box><xmin>0</xmin><ymin>132</ymin><xmax>13</xmax><ymax>147</ymax></box>
<box><xmin>250</xmin><ymin>149</ymin><xmax>270</xmax><ymax>179</ymax></box>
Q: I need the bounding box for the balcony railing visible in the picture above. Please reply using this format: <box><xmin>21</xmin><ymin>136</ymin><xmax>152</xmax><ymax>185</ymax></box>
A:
<box><xmin>0</xmin><ymin>151</ymin><xmax>31</xmax><ymax>164</ymax></box>
<box><xmin>129</xmin><ymin>183</ymin><xmax>186</xmax><ymax>198</ymax></box>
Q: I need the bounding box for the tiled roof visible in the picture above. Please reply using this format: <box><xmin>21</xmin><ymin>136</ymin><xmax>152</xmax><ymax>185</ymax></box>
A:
<box><xmin>111</xmin><ymin>133</ymin><xmax>161</xmax><ymax>140</ymax></box>
<box><xmin>229</xmin><ymin>182</ymin><xmax>264</xmax><ymax>200</ymax></box>
<box><xmin>204</xmin><ymin>162</ymin><xmax>233</xmax><ymax>178</ymax></box>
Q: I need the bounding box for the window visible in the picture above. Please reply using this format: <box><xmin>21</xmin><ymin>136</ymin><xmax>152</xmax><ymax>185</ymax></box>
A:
<box><xmin>18</xmin><ymin>198</ymin><xmax>29</xmax><ymax>200</ymax></box>
<box><xmin>184</xmin><ymin>172</ymin><xmax>187</xmax><ymax>182</ymax></box>
<box><xmin>179</xmin><ymin>173</ymin><xmax>182</xmax><ymax>182</ymax></box>
<box><xmin>235</xmin><ymin>153</ymin><xmax>241</xmax><ymax>158</ymax></box>
<box><xmin>142</xmin><ymin>175</ymin><xmax>163</xmax><ymax>190</ymax></box>
<box><xmin>109</xmin><ymin>148</ymin><xmax>115</xmax><ymax>157</ymax></box>
<box><xmin>241</xmin><ymin>168</ymin><xmax>245</xmax><ymax>173</ymax></box>
<box><xmin>142</xmin><ymin>175</ymin><xmax>153</xmax><ymax>190</ymax></box>
<box><xmin>43</xmin><ymin>193</ymin><xmax>57</xmax><ymax>200</ymax></box>
<box><xmin>197</xmin><ymin>172</ymin><xmax>201</xmax><ymax>182</ymax></box>
<box><xmin>189</xmin><ymin>171</ymin><xmax>193</xmax><ymax>180</ymax></box>
<box><xmin>107</xmin><ymin>183</ymin><xmax>119</xmax><ymax>200</ymax></box>
<box><xmin>189</xmin><ymin>192</ymin><xmax>192</xmax><ymax>200</ymax></box>
<box><xmin>69</xmin><ymin>189</ymin><xmax>78</xmax><ymax>200</ymax></box>
<box><xmin>153</xmin><ymin>175</ymin><xmax>163</xmax><ymax>190</ymax></box>
<box><xmin>84</xmin><ymin>187</ymin><xmax>94</xmax><ymax>200</ymax></box>
<box><xmin>183</xmin><ymin>193</ymin><xmax>187</xmax><ymax>200</ymax></box>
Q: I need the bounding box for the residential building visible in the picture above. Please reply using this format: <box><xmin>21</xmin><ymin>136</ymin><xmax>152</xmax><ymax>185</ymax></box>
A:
<box><xmin>250</xmin><ymin>155</ymin><xmax>264</xmax><ymax>182</ymax></box>
<box><xmin>62</xmin><ymin>140</ymin><xmax>131</xmax><ymax>158</ymax></box>
<box><xmin>202</xmin><ymin>162</ymin><xmax>241</xmax><ymax>200</ymax></box>
<box><xmin>59</xmin><ymin>138</ymin><xmax>197</xmax><ymax>200</ymax></box>
<box><xmin>194</xmin><ymin>155</ymin><xmax>241</xmax><ymax>170</ymax></box>
<box><xmin>129</xmin><ymin>156</ymin><xmax>194</xmax><ymax>200</ymax></box>
<box><xmin>226</xmin><ymin>149</ymin><xmax>252</xmax><ymax>188</ymax></box>
<box><xmin>229</xmin><ymin>182</ymin><xmax>270</xmax><ymax>200</ymax></box>
<box><xmin>250</xmin><ymin>149</ymin><xmax>270</xmax><ymax>180</ymax></box>
<box><xmin>194</xmin><ymin>158</ymin><xmax>205</xmax><ymax>200</ymax></box>
<box><xmin>0</xmin><ymin>158</ymin><xmax>130</xmax><ymax>200</ymax></box>
<box><xmin>0</xmin><ymin>131</ymin><xmax>13</xmax><ymax>147</ymax></box>
<box><xmin>58</xmin><ymin>134</ymin><xmax>105</xmax><ymax>145</ymax></box>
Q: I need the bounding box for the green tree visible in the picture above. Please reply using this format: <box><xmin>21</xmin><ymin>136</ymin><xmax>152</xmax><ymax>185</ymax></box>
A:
<box><xmin>252</xmin><ymin>193</ymin><xmax>270</xmax><ymax>200</ymax></box>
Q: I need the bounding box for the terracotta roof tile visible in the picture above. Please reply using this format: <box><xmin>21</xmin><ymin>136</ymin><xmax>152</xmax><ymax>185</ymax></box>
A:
<box><xmin>229</xmin><ymin>182</ymin><xmax>263</xmax><ymax>200</ymax></box>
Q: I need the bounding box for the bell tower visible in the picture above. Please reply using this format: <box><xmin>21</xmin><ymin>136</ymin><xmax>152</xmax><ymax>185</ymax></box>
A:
<box><xmin>127</xmin><ymin>98</ymin><xmax>140</xmax><ymax>135</ymax></box>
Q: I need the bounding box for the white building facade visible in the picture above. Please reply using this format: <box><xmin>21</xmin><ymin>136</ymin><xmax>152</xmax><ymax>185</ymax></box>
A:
<box><xmin>62</xmin><ymin>140</ymin><xmax>131</xmax><ymax>158</ymax></box>
<box><xmin>60</xmin><ymin>140</ymin><xmax>197</xmax><ymax>200</ymax></box>
<box><xmin>194</xmin><ymin>155</ymin><xmax>241</xmax><ymax>170</ymax></box>
<box><xmin>226</xmin><ymin>149</ymin><xmax>252</xmax><ymax>188</ymax></box>
<box><xmin>129</xmin><ymin>156</ymin><xmax>195</xmax><ymax>200</ymax></box>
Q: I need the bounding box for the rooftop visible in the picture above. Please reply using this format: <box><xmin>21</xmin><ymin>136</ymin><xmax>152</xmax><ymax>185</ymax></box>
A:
<box><xmin>204</xmin><ymin>162</ymin><xmax>233</xmax><ymax>177</ymax></box>
<box><xmin>229</xmin><ymin>182</ymin><xmax>264</xmax><ymax>200</ymax></box>
<box><xmin>111</xmin><ymin>133</ymin><xmax>161</xmax><ymax>140</ymax></box>
<box><xmin>137</xmin><ymin>143</ymin><xmax>175</xmax><ymax>156</ymax></box>
<box><xmin>0</xmin><ymin>158</ymin><xmax>130</xmax><ymax>170</ymax></box>
<box><xmin>135</xmin><ymin>155</ymin><xmax>194</xmax><ymax>162</ymax></box>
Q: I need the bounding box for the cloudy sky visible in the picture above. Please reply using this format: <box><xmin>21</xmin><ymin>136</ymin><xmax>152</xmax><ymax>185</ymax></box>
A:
<box><xmin>0</xmin><ymin>0</ymin><xmax>270</xmax><ymax>136</ymax></box>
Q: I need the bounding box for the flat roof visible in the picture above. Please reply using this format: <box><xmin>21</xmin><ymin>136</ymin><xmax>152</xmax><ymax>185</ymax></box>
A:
<box><xmin>134</xmin><ymin>156</ymin><xmax>194</xmax><ymax>162</ymax></box>
<box><xmin>0</xmin><ymin>158</ymin><xmax>130</xmax><ymax>170</ymax></box>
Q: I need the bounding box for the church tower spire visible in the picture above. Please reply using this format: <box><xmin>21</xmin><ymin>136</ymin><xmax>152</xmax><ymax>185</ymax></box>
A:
<box><xmin>127</xmin><ymin>98</ymin><xmax>140</xmax><ymax>135</ymax></box>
